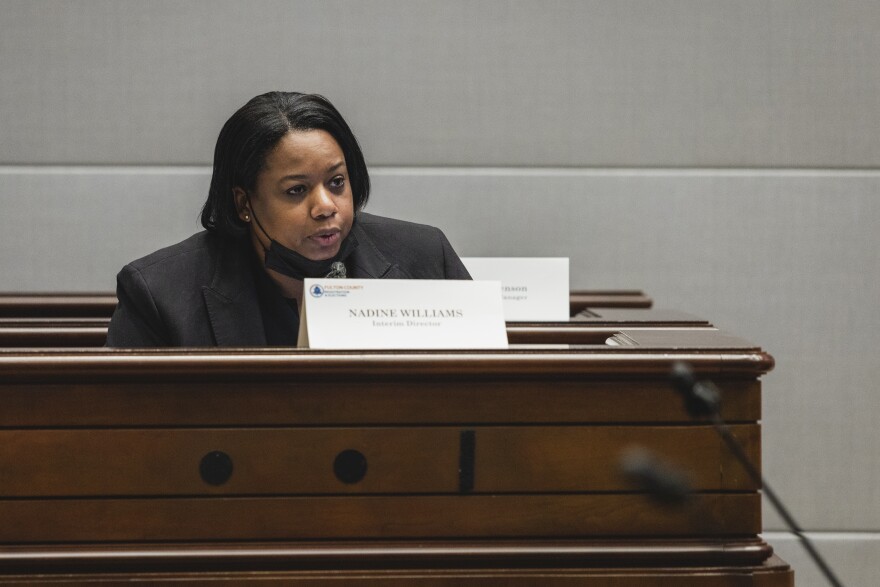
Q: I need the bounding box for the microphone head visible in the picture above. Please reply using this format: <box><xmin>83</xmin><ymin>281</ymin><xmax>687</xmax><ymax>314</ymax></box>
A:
<box><xmin>670</xmin><ymin>361</ymin><xmax>721</xmax><ymax>418</ymax></box>
<box><xmin>620</xmin><ymin>447</ymin><xmax>692</xmax><ymax>507</ymax></box>
<box><xmin>670</xmin><ymin>361</ymin><xmax>697</xmax><ymax>396</ymax></box>
<box><xmin>325</xmin><ymin>262</ymin><xmax>347</xmax><ymax>278</ymax></box>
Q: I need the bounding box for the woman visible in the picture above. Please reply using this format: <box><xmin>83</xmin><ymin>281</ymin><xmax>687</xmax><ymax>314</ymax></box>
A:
<box><xmin>106</xmin><ymin>92</ymin><xmax>470</xmax><ymax>347</ymax></box>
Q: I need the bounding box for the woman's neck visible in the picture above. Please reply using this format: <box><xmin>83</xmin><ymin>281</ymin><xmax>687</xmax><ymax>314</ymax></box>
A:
<box><xmin>266</xmin><ymin>268</ymin><xmax>304</xmax><ymax>307</ymax></box>
<box><xmin>246</xmin><ymin>234</ymin><xmax>305</xmax><ymax>307</ymax></box>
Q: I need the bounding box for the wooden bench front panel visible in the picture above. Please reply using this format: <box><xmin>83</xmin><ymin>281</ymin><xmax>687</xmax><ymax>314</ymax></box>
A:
<box><xmin>0</xmin><ymin>425</ymin><xmax>759</xmax><ymax>496</ymax></box>
<box><xmin>0</xmin><ymin>378</ymin><xmax>761</xmax><ymax>427</ymax></box>
<box><xmin>0</xmin><ymin>493</ymin><xmax>760</xmax><ymax>543</ymax></box>
<box><xmin>0</xmin><ymin>347</ymin><xmax>775</xmax><ymax>581</ymax></box>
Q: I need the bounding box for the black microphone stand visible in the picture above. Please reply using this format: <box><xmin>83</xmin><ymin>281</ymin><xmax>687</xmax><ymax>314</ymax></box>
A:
<box><xmin>670</xmin><ymin>362</ymin><xmax>845</xmax><ymax>587</ymax></box>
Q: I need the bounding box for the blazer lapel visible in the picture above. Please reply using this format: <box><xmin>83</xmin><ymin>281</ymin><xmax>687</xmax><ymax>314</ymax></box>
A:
<box><xmin>200</xmin><ymin>221</ymin><xmax>403</xmax><ymax>345</ymax></box>
<box><xmin>202</xmin><ymin>239</ymin><xmax>266</xmax><ymax>346</ymax></box>
<box><xmin>348</xmin><ymin>222</ymin><xmax>405</xmax><ymax>278</ymax></box>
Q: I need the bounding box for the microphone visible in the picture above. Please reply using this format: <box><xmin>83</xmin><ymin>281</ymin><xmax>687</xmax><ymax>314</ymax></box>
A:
<box><xmin>325</xmin><ymin>262</ymin><xmax>346</xmax><ymax>278</ymax></box>
<box><xmin>620</xmin><ymin>447</ymin><xmax>692</xmax><ymax>506</ymax></box>
<box><xmin>670</xmin><ymin>362</ymin><xmax>845</xmax><ymax>587</ymax></box>
<box><xmin>670</xmin><ymin>361</ymin><xmax>720</xmax><ymax>418</ymax></box>
<box><xmin>619</xmin><ymin>447</ymin><xmax>718</xmax><ymax>537</ymax></box>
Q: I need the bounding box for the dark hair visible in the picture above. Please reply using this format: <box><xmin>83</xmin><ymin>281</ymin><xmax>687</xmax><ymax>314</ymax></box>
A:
<box><xmin>200</xmin><ymin>91</ymin><xmax>370</xmax><ymax>237</ymax></box>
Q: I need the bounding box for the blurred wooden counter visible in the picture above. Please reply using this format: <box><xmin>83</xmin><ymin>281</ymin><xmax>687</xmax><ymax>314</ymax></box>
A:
<box><xmin>0</xmin><ymin>328</ymin><xmax>791</xmax><ymax>584</ymax></box>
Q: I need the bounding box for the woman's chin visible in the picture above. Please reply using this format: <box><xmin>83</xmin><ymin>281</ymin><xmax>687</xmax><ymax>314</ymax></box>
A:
<box><xmin>304</xmin><ymin>244</ymin><xmax>340</xmax><ymax>261</ymax></box>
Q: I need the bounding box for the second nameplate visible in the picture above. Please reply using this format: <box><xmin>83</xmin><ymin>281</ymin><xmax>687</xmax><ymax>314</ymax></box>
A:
<box><xmin>462</xmin><ymin>258</ymin><xmax>570</xmax><ymax>322</ymax></box>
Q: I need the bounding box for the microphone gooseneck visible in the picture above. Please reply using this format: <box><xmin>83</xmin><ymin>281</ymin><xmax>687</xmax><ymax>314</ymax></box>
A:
<box><xmin>670</xmin><ymin>362</ymin><xmax>845</xmax><ymax>587</ymax></box>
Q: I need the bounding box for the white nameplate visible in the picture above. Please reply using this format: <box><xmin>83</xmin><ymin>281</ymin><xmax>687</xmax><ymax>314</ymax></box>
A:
<box><xmin>298</xmin><ymin>279</ymin><xmax>508</xmax><ymax>349</ymax></box>
<box><xmin>461</xmin><ymin>258</ymin><xmax>569</xmax><ymax>322</ymax></box>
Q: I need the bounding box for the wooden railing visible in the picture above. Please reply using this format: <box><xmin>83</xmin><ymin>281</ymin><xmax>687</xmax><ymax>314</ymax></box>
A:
<box><xmin>0</xmin><ymin>290</ymin><xmax>652</xmax><ymax>320</ymax></box>
<box><xmin>0</xmin><ymin>294</ymin><xmax>792</xmax><ymax>585</ymax></box>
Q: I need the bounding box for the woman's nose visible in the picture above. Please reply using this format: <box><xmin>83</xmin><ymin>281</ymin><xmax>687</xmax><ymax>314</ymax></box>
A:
<box><xmin>309</xmin><ymin>186</ymin><xmax>337</xmax><ymax>218</ymax></box>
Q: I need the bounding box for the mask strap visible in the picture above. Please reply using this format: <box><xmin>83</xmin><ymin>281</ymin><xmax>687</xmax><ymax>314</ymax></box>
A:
<box><xmin>244</xmin><ymin>195</ymin><xmax>273</xmax><ymax>254</ymax></box>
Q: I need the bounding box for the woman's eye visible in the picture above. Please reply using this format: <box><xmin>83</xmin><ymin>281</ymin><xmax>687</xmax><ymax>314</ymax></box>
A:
<box><xmin>287</xmin><ymin>185</ymin><xmax>307</xmax><ymax>196</ymax></box>
<box><xmin>330</xmin><ymin>176</ymin><xmax>345</xmax><ymax>189</ymax></box>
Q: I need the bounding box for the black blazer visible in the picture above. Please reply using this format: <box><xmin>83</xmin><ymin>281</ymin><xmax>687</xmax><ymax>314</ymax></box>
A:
<box><xmin>106</xmin><ymin>213</ymin><xmax>471</xmax><ymax>347</ymax></box>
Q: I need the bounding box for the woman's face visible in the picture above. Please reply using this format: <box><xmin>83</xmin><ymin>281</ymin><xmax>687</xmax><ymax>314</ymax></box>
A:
<box><xmin>236</xmin><ymin>129</ymin><xmax>354</xmax><ymax>261</ymax></box>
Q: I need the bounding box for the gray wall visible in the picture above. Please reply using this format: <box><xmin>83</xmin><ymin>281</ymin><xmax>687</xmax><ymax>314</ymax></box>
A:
<box><xmin>2</xmin><ymin>2</ymin><xmax>878</xmax><ymax>584</ymax></box>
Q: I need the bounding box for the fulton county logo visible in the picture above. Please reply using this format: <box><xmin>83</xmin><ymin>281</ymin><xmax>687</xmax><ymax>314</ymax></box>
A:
<box><xmin>306</xmin><ymin>283</ymin><xmax>355</xmax><ymax>298</ymax></box>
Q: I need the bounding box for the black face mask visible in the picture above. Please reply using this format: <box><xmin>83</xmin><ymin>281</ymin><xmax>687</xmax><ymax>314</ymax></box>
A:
<box><xmin>248</xmin><ymin>205</ymin><xmax>357</xmax><ymax>280</ymax></box>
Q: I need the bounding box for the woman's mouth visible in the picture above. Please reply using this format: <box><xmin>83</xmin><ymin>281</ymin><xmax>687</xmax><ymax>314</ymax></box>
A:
<box><xmin>309</xmin><ymin>230</ymin><xmax>341</xmax><ymax>247</ymax></box>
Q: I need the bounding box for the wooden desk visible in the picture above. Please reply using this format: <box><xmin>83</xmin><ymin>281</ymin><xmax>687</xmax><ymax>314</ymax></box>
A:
<box><xmin>0</xmin><ymin>330</ymin><xmax>792</xmax><ymax>584</ymax></box>
<box><xmin>568</xmin><ymin>289</ymin><xmax>652</xmax><ymax>314</ymax></box>
<box><xmin>0</xmin><ymin>315</ymin><xmax>712</xmax><ymax>348</ymax></box>
<box><xmin>0</xmin><ymin>318</ymin><xmax>109</xmax><ymax>347</ymax></box>
<box><xmin>572</xmin><ymin>307</ymin><xmax>708</xmax><ymax>325</ymax></box>
<box><xmin>507</xmin><ymin>309</ymin><xmax>712</xmax><ymax>344</ymax></box>
<box><xmin>0</xmin><ymin>291</ymin><xmax>661</xmax><ymax>347</ymax></box>
<box><xmin>0</xmin><ymin>293</ymin><xmax>118</xmax><ymax>318</ymax></box>
<box><xmin>0</xmin><ymin>290</ymin><xmax>652</xmax><ymax>320</ymax></box>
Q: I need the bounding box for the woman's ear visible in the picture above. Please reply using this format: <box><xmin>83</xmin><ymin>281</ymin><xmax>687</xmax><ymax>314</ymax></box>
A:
<box><xmin>233</xmin><ymin>187</ymin><xmax>251</xmax><ymax>222</ymax></box>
